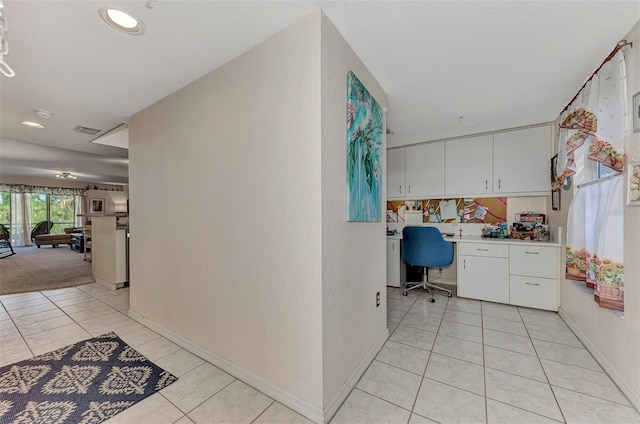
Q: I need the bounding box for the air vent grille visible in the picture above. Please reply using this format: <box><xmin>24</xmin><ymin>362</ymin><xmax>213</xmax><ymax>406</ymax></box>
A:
<box><xmin>73</xmin><ymin>125</ymin><xmax>101</xmax><ymax>135</ymax></box>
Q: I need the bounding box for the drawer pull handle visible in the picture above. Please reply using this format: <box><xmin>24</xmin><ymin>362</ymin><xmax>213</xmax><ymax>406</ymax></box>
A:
<box><xmin>525</xmin><ymin>251</ymin><xmax>540</xmax><ymax>254</ymax></box>
<box><xmin>392</xmin><ymin>243</ymin><xmax>395</xmax><ymax>251</ymax></box>
<box><xmin>525</xmin><ymin>282</ymin><xmax>540</xmax><ymax>286</ymax></box>
<box><xmin>463</xmin><ymin>259</ymin><xmax>466</xmax><ymax>269</ymax></box>
<box><xmin>476</xmin><ymin>248</ymin><xmax>489</xmax><ymax>251</ymax></box>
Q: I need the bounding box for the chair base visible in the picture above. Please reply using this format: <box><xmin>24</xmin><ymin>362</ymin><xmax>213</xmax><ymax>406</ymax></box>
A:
<box><xmin>403</xmin><ymin>268</ymin><xmax>453</xmax><ymax>302</ymax></box>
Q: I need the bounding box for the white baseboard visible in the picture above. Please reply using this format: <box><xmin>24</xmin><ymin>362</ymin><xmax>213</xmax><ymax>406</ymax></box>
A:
<box><xmin>129</xmin><ymin>310</ymin><xmax>388</xmax><ymax>423</ymax></box>
<box><xmin>322</xmin><ymin>328</ymin><xmax>389</xmax><ymax>423</ymax></box>
<box><xmin>559</xmin><ymin>308</ymin><xmax>640</xmax><ymax>413</ymax></box>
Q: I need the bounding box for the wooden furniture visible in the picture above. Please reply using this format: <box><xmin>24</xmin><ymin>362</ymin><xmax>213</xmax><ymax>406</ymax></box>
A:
<box><xmin>91</xmin><ymin>216</ymin><xmax>128</xmax><ymax>290</ymax></box>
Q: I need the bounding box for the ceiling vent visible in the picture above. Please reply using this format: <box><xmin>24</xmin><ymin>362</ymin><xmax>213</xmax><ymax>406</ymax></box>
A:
<box><xmin>73</xmin><ymin>125</ymin><xmax>101</xmax><ymax>136</ymax></box>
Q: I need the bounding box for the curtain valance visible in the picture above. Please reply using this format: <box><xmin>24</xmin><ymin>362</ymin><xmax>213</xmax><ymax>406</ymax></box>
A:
<box><xmin>0</xmin><ymin>184</ymin><xmax>86</xmax><ymax>196</ymax></box>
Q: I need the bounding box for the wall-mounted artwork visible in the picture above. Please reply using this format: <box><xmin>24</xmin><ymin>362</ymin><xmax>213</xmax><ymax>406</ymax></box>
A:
<box><xmin>346</xmin><ymin>71</ymin><xmax>383</xmax><ymax>221</ymax></box>
<box><xmin>90</xmin><ymin>198</ymin><xmax>104</xmax><ymax>213</ymax></box>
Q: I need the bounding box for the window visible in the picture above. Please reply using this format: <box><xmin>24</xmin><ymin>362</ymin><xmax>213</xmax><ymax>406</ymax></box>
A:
<box><xmin>0</xmin><ymin>192</ymin><xmax>9</xmax><ymax>228</ymax></box>
<box><xmin>28</xmin><ymin>194</ymin><xmax>76</xmax><ymax>234</ymax></box>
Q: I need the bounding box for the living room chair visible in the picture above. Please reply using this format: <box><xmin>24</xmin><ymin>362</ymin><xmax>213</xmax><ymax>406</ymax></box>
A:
<box><xmin>0</xmin><ymin>223</ymin><xmax>15</xmax><ymax>258</ymax></box>
<box><xmin>401</xmin><ymin>226</ymin><xmax>454</xmax><ymax>301</ymax></box>
<box><xmin>30</xmin><ymin>220</ymin><xmax>54</xmax><ymax>240</ymax></box>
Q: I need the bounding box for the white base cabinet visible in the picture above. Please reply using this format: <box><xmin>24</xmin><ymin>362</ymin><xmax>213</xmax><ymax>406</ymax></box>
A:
<box><xmin>456</xmin><ymin>241</ymin><xmax>559</xmax><ymax>311</ymax></box>
<box><xmin>386</xmin><ymin>238</ymin><xmax>405</xmax><ymax>287</ymax></box>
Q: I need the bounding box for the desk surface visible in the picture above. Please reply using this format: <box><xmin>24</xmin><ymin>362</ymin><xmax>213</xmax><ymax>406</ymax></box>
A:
<box><xmin>387</xmin><ymin>233</ymin><xmax>560</xmax><ymax>247</ymax></box>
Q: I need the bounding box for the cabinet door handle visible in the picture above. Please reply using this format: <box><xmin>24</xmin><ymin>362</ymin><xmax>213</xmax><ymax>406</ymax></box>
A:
<box><xmin>485</xmin><ymin>180</ymin><xmax>488</xmax><ymax>190</ymax></box>
<box><xmin>392</xmin><ymin>242</ymin><xmax>395</xmax><ymax>251</ymax></box>
<box><xmin>525</xmin><ymin>251</ymin><xmax>540</xmax><ymax>255</ymax></box>
<box><xmin>476</xmin><ymin>248</ymin><xmax>489</xmax><ymax>251</ymax></box>
<box><xmin>408</xmin><ymin>185</ymin><xmax>411</xmax><ymax>194</ymax></box>
<box><xmin>463</xmin><ymin>259</ymin><xmax>466</xmax><ymax>269</ymax></box>
<box><xmin>398</xmin><ymin>186</ymin><xmax>402</xmax><ymax>194</ymax></box>
<box><xmin>525</xmin><ymin>282</ymin><xmax>540</xmax><ymax>286</ymax></box>
<box><xmin>498</xmin><ymin>179</ymin><xmax>501</xmax><ymax>190</ymax></box>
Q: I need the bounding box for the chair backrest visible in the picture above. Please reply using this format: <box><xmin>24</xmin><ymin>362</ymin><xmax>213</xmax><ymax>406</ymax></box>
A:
<box><xmin>31</xmin><ymin>221</ymin><xmax>54</xmax><ymax>239</ymax></box>
<box><xmin>401</xmin><ymin>226</ymin><xmax>454</xmax><ymax>268</ymax></box>
<box><xmin>0</xmin><ymin>223</ymin><xmax>9</xmax><ymax>241</ymax></box>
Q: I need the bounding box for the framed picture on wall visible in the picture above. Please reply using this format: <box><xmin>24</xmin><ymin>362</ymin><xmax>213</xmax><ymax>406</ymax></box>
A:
<box><xmin>627</xmin><ymin>160</ymin><xmax>640</xmax><ymax>206</ymax></box>
<box><xmin>90</xmin><ymin>198</ymin><xmax>105</xmax><ymax>213</ymax></box>
<box><xmin>633</xmin><ymin>91</ymin><xmax>640</xmax><ymax>133</ymax></box>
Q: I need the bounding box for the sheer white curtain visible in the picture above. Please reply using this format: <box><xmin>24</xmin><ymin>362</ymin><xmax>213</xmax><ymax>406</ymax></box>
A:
<box><xmin>563</xmin><ymin>50</ymin><xmax>627</xmax><ymax>311</ymax></box>
<box><xmin>74</xmin><ymin>195</ymin><xmax>85</xmax><ymax>228</ymax></box>
<box><xmin>10</xmin><ymin>193</ymin><xmax>32</xmax><ymax>247</ymax></box>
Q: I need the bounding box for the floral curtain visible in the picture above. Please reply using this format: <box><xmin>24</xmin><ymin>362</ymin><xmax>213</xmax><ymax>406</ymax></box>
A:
<box><xmin>0</xmin><ymin>184</ymin><xmax>86</xmax><ymax>196</ymax></box>
<box><xmin>563</xmin><ymin>50</ymin><xmax>627</xmax><ymax>312</ymax></box>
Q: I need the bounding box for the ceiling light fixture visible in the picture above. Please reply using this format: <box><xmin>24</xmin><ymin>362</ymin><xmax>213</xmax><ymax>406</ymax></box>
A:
<box><xmin>34</xmin><ymin>108</ymin><xmax>53</xmax><ymax>119</ymax></box>
<box><xmin>20</xmin><ymin>120</ymin><xmax>45</xmax><ymax>129</ymax></box>
<box><xmin>99</xmin><ymin>6</ymin><xmax>145</xmax><ymax>35</ymax></box>
<box><xmin>56</xmin><ymin>172</ymin><xmax>77</xmax><ymax>179</ymax></box>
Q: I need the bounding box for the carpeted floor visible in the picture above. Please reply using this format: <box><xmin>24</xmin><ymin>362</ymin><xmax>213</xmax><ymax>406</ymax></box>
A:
<box><xmin>0</xmin><ymin>245</ymin><xmax>94</xmax><ymax>295</ymax></box>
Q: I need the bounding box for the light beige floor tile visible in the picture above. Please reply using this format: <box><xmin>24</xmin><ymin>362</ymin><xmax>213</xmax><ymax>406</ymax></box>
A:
<box><xmin>482</xmin><ymin>302</ymin><xmax>522</xmax><ymax>322</ymax></box>
<box><xmin>173</xmin><ymin>416</ymin><xmax>195</xmax><ymax>424</ymax></box>
<box><xmin>80</xmin><ymin>311</ymin><xmax>143</xmax><ymax>336</ymax></box>
<box><xmin>388</xmin><ymin>321</ymin><xmax>399</xmax><ymax>335</ymax></box>
<box><xmin>376</xmin><ymin>340</ymin><xmax>430</xmax><ymax>375</ymax></box>
<box><xmin>486</xmin><ymin>399</ymin><xmax>562</xmax><ymax>424</ymax></box>
<box><xmin>134</xmin><ymin>336</ymin><xmax>182</xmax><ymax>362</ymax></box>
<box><xmin>408</xmin><ymin>413</ymin><xmax>438</xmax><ymax>423</ymax></box>
<box><xmin>438</xmin><ymin>320</ymin><xmax>483</xmax><ymax>343</ymax></box>
<box><xmin>0</xmin><ymin>307</ymin><xmax>9</xmax><ymax>321</ymax></box>
<box><xmin>388</xmin><ymin>296</ymin><xmax>416</xmax><ymax>313</ymax></box>
<box><xmin>446</xmin><ymin>297</ymin><xmax>482</xmax><ymax>314</ymax></box>
<box><xmin>520</xmin><ymin>310</ymin><xmax>569</xmax><ymax>330</ymax></box>
<box><xmin>387</xmin><ymin>308</ymin><xmax>406</xmax><ymax>324</ymax></box>
<box><xmin>104</xmin><ymin>392</ymin><xmax>184</xmax><ymax>424</ymax></box>
<box><xmin>541</xmin><ymin>358</ymin><xmax>630</xmax><ymax>406</ymax></box>
<box><xmin>67</xmin><ymin>302</ymin><xmax>117</xmax><ymax>322</ymax></box>
<box><xmin>2</xmin><ymin>295</ymin><xmax>51</xmax><ymax>311</ymax></box>
<box><xmin>253</xmin><ymin>402</ymin><xmax>313</xmax><ymax>424</ymax></box>
<box><xmin>485</xmin><ymin>368</ymin><xmax>563</xmax><ymax>421</ymax></box>
<box><xmin>160</xmin><ymin>362</ymin><xmax>235</xmax><ymax>413</ymax></box>
<box><xmin>424</xmin><ymin>352</ymin><xmax>484</xmax><ymax>395</ymax></box>
<box><xmin>400</xmin><ymin>312</ymin><xmax>441</xmax><ymax>332</ymax></box>
<box><xmin>188</xmin><ymin>380</ymin><xmax>272</xmax><ymax>424</ymax></box>
<box><xmin>330</xmin><ymin>388</ymin><xmax>410</xmax><ymax>424</ymax></box>
<box><xmin>0</xmin><ymin>292</ymin><xmax>45</xmax><ymax>305</ymax></box>
<box><xmin>56</xmin><ymin>297</ymin><xmax>104</xmax><ymax>314</ymax></box>
<box><xmin>389</xmin><ymin>325</ymin><xmax>436</xmax><ymax>351</ymax></box>
<box><xmin>23</xmin><ymin>322</ymin><xmax>91</xmax><ymax>356</ymax></box>
<box><xmin>12</xmin><ymin>307</ymin><xmax>65</xmax><ymax>327</ymax></box>
<box><xmin>16</xmin><ymin>314</ymin><xmax>75</xmax><ymax>336</ymax></box>
<box><xmin>432</xmin><ymin>334</ymin><xmax>483</xmax><ymax>365</ymax></box>
<box><xmin>154</xmin><ymin>348</ymin><xmax>205</xmax><ymax>377</ymax></box>
<box><xmin>413</xmin><ymin>378</ymin><xmax>485</xmax><ymax>424</ymax></box>
<box><xmin>526</xmin><ymin>323</ymin><xmax>582</xmax><ymax>347</ymax></box>
<box><xmin>45</xmin><ymin>290</ymin><xmax>93</xmax><ymax>304</ymax></box>
<box><xmin>356</xmin><ymin>360</ymin><xmax>422</xmax><ymax>410</ymax></box>
<box><xmin>484</xmin><ymin>345</ymin><xmax>547</xmax><ymax>382</ymax></box>
<box><xmin>443</xmin><ymin>309</ymin><xmax>482</xmax><ymax>327</ymax></box>
<box><xmin>483</xmin><ymin>315</ymin><xmax>528</xmax><ymax>336</ymax></box>
<box><xmin>0</xmin><ymin>337</ymin><xmax>33</xmax><ymax>366</ymax></box>
<box><xmin>117</xmin><ymin>326</ymin><xmax>163</xmax><ymax>349</ymax></box>
<box><xmin>552</xmin><ymin>386</ymin><xmax>640</xmax><ymax>424</ymax></box>
<box><xmin>6</xmin><ymin>302</ymin><xmax>59</xmax><ymax>318</ymax></box>
<box><xmin>483</xmin><ymin>329</ymin><xmax>536</xmax><ymax>356</ymax></box>
<box><xmin>408</xmin><ymin>300</ymin><xmax>446</xmax><ymax>318</ymax></box>
<box><xmin>532</xmin><ymin>339</ymin><xmax>602</xmax><ymax>372</ymax></box>
<box><xmin>0</xmin><ymin>319</ymin><xmax>21</xmax><ymax>340</ymax></box>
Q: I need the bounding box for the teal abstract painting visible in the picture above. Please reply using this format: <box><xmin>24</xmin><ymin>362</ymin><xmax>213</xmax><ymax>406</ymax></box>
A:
<box><xmin>346</xmin><ymin>71</ymin><xmax>383</xmax><ymax>221</ymax></box>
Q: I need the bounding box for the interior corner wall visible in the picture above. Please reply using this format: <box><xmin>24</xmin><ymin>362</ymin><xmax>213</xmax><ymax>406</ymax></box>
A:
<box><xmin>319</xmin><ymin>13</ymin><xmax>388</xmax><ymax>412</ymax></box>
<box><xmin>128</xmin><ymin>12</ymin><xmax>324</xmax><ymax>414</ymax></box>
<box><xmin>553</xmin><ymin>19</ymin><xmax>640</xmax><ymax>410</ymax></box>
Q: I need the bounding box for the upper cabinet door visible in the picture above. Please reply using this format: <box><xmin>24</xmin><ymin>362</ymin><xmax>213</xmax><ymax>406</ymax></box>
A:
<box><xmin>445</xmin><ymin>135</ymin><xmax>493</xmax><ymax>196</ymax></box>
<box><xmin>387</xmin><ymin>148</ymin><xmax>405</xmax><ymax>199</ymax></box>
<box><xmin>405</xmin><ymin>142</ymin><xmax>445</xmax><ymax>198</ymax></box>
<box><xmin>493</xmin><ymin>125</ymin><xmax>552</xmax><ymax>194</ymax></box>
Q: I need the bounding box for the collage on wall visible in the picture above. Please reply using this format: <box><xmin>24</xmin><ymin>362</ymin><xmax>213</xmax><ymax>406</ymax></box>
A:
<box><xmin>386</xmin><ymin>197</ymin><xmax>507</xmax><ymax>224</ymax></box>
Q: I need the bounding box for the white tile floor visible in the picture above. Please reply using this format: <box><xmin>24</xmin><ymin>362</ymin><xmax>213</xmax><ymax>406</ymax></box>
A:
<box><xmin>1</xmin><ymin>283</ymin><xmax>639</xmax><ymax>424</ymax></box>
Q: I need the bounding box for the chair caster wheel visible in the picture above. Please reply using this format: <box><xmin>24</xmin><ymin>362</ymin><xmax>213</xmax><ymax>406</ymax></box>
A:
<box><xmin>448</xmin><ymin>293</ymin><xmax>453</xmax><ymax>298</ymax></box>
<box><xmin>429</xmin><ymin>298</ymin><xmax>435</xmax><ymax>303</ymax></box>
<box><xmin>403</xmin><ymin>292</ymin><xmax>408</xmax><ymax>296</ymax></box>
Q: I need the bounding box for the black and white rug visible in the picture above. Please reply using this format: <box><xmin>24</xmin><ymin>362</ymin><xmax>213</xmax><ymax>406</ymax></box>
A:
<box><xmin>0</xmin><ymin>332</ymin><xmax>178</xmax><ymax>424</ymax></box>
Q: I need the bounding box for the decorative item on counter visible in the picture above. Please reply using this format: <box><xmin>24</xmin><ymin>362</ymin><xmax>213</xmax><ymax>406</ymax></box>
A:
<box><xmin>481</xmin><ymin>225</ymin><xmax>501</xmax><ymax>238</ymax></box>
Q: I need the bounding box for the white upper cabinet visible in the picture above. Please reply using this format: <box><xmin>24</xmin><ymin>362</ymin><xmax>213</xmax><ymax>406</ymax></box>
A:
<box><xmin>405</xmin><ymin>142</ymin><xmax>445</xmax><ymax>198</ymax></box>
<box><xmin>445</xmin><ymin>135</ymin><xmax>493</xmax><ymax>196</ymax></box>
<box><xmin>387</xmin><ymin>148</ymin><xmax>405</xmax><ymax>199</ymax></box>
<box><xmin>493</xmin><ymin>125</ymin><xmax>552</xmax><ymax>195</ymax></box>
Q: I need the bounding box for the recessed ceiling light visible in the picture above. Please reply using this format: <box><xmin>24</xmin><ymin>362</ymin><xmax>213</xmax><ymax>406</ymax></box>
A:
<box><xmin>21</xmin><ymin>121</ymin><xmax>45</xmax><ymax>129</ymax></box>
<box><xmin>99</xmin><ymin>6</ymin><xmax>145</xmax><ymax>35</ymax></box>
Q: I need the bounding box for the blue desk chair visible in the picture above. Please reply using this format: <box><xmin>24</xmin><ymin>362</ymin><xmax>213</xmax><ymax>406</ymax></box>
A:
<box><xmin>401</xmin><ymin>226</ymin><xmax>454</xmax><ymax>301</ymax></box>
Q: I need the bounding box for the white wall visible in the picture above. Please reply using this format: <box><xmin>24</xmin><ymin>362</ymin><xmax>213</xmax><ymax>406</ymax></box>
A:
<box><xmin>129</xmin><ymin>12</ymin><xmax>326</xmax><ymax>418</ymax></box>
<box><xmin>551</xmin><ymin>19</ymin><xmax>640</xmax><ymax>410</ymax></box>
<box><xmin>319</xmin><ymin>13</ymin><xmax>387</xmax><ymax>412</ymax></box>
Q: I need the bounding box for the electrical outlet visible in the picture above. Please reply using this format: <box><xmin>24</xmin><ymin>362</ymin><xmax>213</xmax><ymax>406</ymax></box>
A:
<box><xmin>376</xmin><ymin>291</ymin><xmax>381</xmax><ymax>307</ymax></box>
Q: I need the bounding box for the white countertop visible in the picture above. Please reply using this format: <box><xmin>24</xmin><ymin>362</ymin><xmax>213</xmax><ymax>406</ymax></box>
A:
<box><xmin>387</xmin><ymin>233</ymin><xmax>560</xmax><ymax>247</ymax></box>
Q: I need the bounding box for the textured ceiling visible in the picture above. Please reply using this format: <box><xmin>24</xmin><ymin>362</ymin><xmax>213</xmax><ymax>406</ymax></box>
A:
<box><xmin>1</xmin><ymin>1</ymin><xmax>638</xmax><ymax>184</ymax></box>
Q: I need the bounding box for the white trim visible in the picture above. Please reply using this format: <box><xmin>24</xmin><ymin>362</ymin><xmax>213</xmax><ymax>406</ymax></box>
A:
<box><xmin>129</xmin><ymin>310</ymin><xmax>389</xmax><ymax>423</ymax></box>
<box><xmin>558</xmin><ymin>307</ymin><xmax>640</xmax><ymax>413</ymax></box>
<box><xmin>323</xmin><ymin>328</ymin><xmax>389</xmax><ymax>423</ymax></box>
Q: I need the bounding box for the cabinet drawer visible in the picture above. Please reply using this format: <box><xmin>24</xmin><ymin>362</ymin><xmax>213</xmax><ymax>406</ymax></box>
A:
<box><xmin>510</xmin><ymin>275</ymin><xmax>557</xmax><ymax>311</ymax></box>
<box><xmin>510</xmin><ymin>245</ymin><xmax>557</xmax><ymax>278</ymax></box>
<box><xmin>457</xmin><ymin>242</ymin><xmax>509</xmax><ymax>258</ymax></box>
